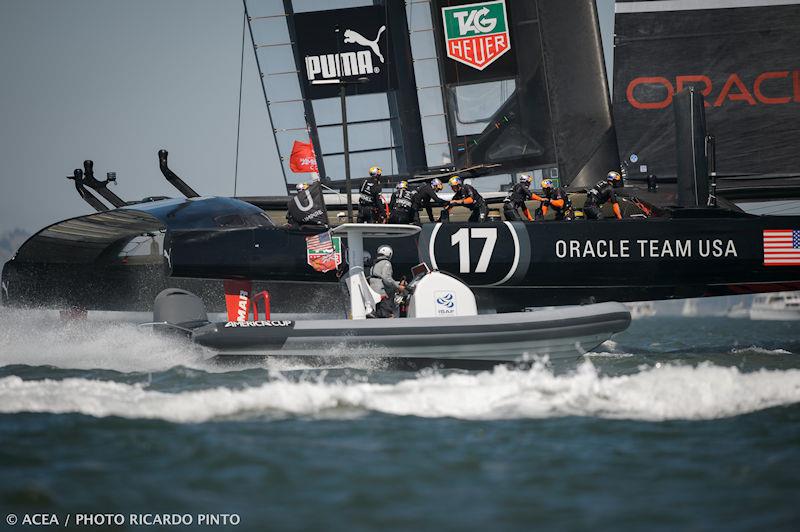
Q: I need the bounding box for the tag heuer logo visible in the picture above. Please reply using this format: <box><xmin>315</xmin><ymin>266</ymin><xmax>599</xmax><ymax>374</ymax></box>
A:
<box><xmin>442</xmin><ymin>0</ymin><xmax>510</xmax><ymax>70</ymax></box>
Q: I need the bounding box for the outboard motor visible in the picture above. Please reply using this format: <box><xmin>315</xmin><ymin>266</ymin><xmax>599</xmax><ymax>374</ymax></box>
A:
<box><xmin>406</xmin><ymin>271</ymin><xmax>478</xmax><ymax>318</ymax></box>
<box><xmin>153</xmin><ymin>288</ymin><xmax>209</xmax><ymax>335</ymax></box>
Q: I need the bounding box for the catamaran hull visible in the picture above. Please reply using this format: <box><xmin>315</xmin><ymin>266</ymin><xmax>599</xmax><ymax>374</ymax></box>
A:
<box><xmin>189</xmin><ymin>302</ymin><xmax>631</xmax><ymax>361</ymax></box>
<box><xmin>4</xmin><ymin>197</ymin><xmax>800</xmax><ymax>312</ymax></box>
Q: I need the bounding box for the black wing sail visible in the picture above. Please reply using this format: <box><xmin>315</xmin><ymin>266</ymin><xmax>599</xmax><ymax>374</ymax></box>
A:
<box><xmin>614</xmin><ymin>0</ymin><xmax>800</xmax><ymax>181</ymax></box>
<box><xmin>427</xmin><ymin>0</ymin><xmax>619</xmax><ymax>186</ymax></box>
<box><xmin>245</xmin><ymin>0</ymin><xmax>619</xmax><ymax>189</ymax></box>
<box><xmin>244</xmin><ymin>0</ymin><xmax>426</xmax><ymax>189</ymax></box>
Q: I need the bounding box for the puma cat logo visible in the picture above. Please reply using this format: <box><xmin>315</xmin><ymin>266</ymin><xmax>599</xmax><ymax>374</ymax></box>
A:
<box><xmin>344</xmin><ymin>26</ymin><xmax>386</xmax><ymax>63</ymax></box>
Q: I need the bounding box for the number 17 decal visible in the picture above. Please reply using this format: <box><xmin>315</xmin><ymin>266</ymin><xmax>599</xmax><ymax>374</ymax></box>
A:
<box><xmin>451</xmin><ymin>228</ymin><xmax>497</xmax><ymax>273</ymax></box>
<box><xmin>423</xmin><ymin>222</ymin><xmax>529</xmax><ymax>286</ymax></box>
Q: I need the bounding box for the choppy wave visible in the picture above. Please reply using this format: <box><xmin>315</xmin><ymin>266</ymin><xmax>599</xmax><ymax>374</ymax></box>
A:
<box><xmin>730</xmin><ymin>346</ymin><xmax>794</xmax><ymax>356</ymax></box>
<box><xmin>1</xmin><ymin>361</ymin><xmax>799</xmax><ymax>423</ymax></box>
<box><xmin>586</xmin><ymin>352</ymin><xmax>636</xmax><ymax>359</ymax></box>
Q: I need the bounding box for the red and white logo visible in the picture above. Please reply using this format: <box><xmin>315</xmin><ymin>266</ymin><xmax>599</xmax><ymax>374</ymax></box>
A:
<box><xmin>441</xmin><ymin>0</ymin><xmax>511</xmax><ymax>71</ymax></box>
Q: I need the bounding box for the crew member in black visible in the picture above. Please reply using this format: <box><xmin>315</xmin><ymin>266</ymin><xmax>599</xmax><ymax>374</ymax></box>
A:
<box><xmin>357</xmin><ymin>166</ymin><xmax>386</xmax><ymax>223</ymax></box>
<box><xmin>530</xmin><ymin>179</ymin><xmax>572</xmax><ymax>220</ymax></box>
<box><xmin>389</xmin><ymin>181</ymin><xmax>417</xmax><ymax>224</ymax></box>
<box><xmin>448</xmin><ymin>175</ymin><xmax>488</xmax><ymax>222</ymax></box>
<box><xmin>503</xmin><ymin>174</ymin><xmax>535</xmax><ymax>221</ymax></box>
<box><xmin>412</xmin><ymin>178</ymin><xmax>446</xmax><ymax>223</ymax></box>
<box><xmin>583</xmin><ymin>171</ymin><xmax>623</xmax><ymax>220</ymax></box>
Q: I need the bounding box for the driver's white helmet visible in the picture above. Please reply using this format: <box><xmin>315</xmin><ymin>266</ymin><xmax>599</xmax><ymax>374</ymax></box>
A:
<box><xmin>377</xmin><ymin>245</ymin><xmax>393</xmax><ymax>260</ymax></box>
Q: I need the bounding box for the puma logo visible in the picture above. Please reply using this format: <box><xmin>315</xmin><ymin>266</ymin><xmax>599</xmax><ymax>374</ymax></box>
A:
<box><xmin>344</xmin><ymin>26</ymin><xmax>386</xmax><ymax>63</ymax></box>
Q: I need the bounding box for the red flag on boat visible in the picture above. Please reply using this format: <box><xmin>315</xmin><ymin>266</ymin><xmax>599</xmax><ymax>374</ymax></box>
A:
<box><xmin>289</xmin><ymin>140</ymin><xmax>318</xmax><ymax>173</ymax></box>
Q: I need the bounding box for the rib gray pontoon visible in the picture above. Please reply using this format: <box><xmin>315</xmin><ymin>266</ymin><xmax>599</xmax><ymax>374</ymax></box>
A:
<box><xmin>153</xmin><ymin>225</ymin><xmax>631</xmax><ymax>362</ymax></box>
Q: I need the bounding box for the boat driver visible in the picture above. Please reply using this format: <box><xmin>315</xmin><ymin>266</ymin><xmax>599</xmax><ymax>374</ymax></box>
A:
<box><xmin>448</xmin><ymin>176</ymin><xmax>488</xmax><ymax>223</ymax></box>
<box><xmin>358</xmin><ymin>166</ymin><xmax>386</xmax><ymax>224</ymax></box>
<box><xmin>368</xmin><ymin>245</ymin><xmax>406</xmax><ymax>318</ymax></box>
<box><xmin>503</xmin><ymin>174</ymin><xmax>535</xmax><ymax>221</ymax></box>
<box><xmin>583</xmin><ymin>171</ymin><xmax>623</xmax><ymax>220</ymax></box>
<box><xmin>531</xmin><ymin>179</ymin><xmax>572</xmax><ymax>221</ymax></box>
<box><xmin>389</xmin><ymin>181</ymin><xmax>417</xmax><ymax>224</ymax></box>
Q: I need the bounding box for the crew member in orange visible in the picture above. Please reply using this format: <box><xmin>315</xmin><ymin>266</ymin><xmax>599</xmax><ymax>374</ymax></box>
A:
<box><xmin>447</xmin><ymin>176</ymin><xmax>488</xmax><ymax>222</ymax></box>
<box><xmin>530</xmin><ymin>179</ymin><xmax>572</xmax><ymax>221</ymax></box>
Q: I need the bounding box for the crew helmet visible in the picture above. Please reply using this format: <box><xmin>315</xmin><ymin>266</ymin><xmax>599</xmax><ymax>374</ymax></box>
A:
<box><xmin>377</xmin><ymin>244</ymin><xmax>393</xmax><ymax>260</ymax></box>
<box><xmin>519</xmin><ymin>174</ymin><xmax>533</xmax><ymax>185</ymax></box>
<box><xmin>396</xmin><ymin>180</ymin><xmax>408</xmax><ymax>190</ymax></box>
<box><xmin>431</xmin><ymin>178</ymin><xmax>443</xmax><ymax>191</ymax></box>
<box><xmin>448</xmin><ymin>175</ymin><xmax>462</xmax><ymax>188</ymax></box>
<box><xmin>541</xmin><ymin>179</ymin><xmax>553</xmax><ymax>190</ymax></box>
<box><xmin>295</xmin><ymin>182</ymin><xmax>309</xmax><ymax>191</ymax></box>
<box><xmin>369</xmin><ymin>166</ymin><xmax>383</xmax><ymax>178</ymax></box>
<box><xmin>607</xmin><ymin>171</ymin><xmax>622</xmax><ymax>183</ymax></box>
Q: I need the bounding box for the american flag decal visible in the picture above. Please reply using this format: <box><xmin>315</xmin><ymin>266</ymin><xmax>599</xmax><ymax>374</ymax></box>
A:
<box><xmin>763</xmin><ymin>229</ymin><xmax>800</xmax><ymax>266</ymax></box>
<box><xmin>305</xmin><ymin>231</ymin><xmax>333</xmax><ymax>253</ymax></box>
<box><xmin>305</xmin><ymin>231</ymin><xmax>342</xmax><ymax>273</ymax></box>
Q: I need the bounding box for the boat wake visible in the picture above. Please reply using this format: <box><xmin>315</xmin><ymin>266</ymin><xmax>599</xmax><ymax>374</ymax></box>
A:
<box><xmin>0</xmin><ymin>309</ymin><xmax>209</xmax><ymax>373</ymax></box>
<box><xmin>0</xmin><ymin>309</ymin><xmax>420</xmax><ymax>373</ymax></box>
<box><xmin>1</xmin><ymin>361</ymin><xmax>799</xmax><ymax>423</ymax></box>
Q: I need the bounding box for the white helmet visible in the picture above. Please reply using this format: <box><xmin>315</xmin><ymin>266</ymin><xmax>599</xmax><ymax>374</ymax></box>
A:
<box><xmin>377</xmin><ymin>245</ymin><xmax>393</xmax><ymax>260</ymax></box>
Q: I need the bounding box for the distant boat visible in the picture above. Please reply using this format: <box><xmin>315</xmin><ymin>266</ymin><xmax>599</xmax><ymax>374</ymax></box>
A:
<box><xmin>625</xmin><ymin>301</ymin><xmax>656</xmax><ymax>319</ymax></box>
<box><xmin>726</xmin><ymin>301</ymin><xmax>750</xmax><ymax>319</ymax></box>
<box><xmin>750</xmin><ymin>292</ymin><xmax>800</xmax><ymax>321</ymax></box>
<box><xmin>681</xmin><ymin>299</ymin><xmax>699</xmax><ymax>317</ymax></box>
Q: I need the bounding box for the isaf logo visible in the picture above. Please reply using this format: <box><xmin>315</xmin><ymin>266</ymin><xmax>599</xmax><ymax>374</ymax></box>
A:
<box><xmin>305</xmin><ymin>26</ymin><xmax>386</xmax><ymax>82</ymax></box>
<box><xmin>442</xmin><ymin>0</ymin><xmax>511</xmax><ymax>71</ymax></box>
<box><xmin>435</xmin><ymin>291</ymin><xmax>457</xmax><ymax>315</ymax></box>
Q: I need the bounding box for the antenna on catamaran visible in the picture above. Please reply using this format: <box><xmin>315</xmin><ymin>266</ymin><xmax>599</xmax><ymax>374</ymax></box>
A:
<box><xmin>158</xmin><ymin>149</ymin><xmax>199</xmax><ymax>198</ymax></box>
<box><xmin>66</xmin><ymin>168</ymin><xmax>109</xmax><ymax>212</ymax></box>
<box><xmin>81</xmin><ymin>160</ymin><xmax>127</xmax><ymax>208</ymax></box>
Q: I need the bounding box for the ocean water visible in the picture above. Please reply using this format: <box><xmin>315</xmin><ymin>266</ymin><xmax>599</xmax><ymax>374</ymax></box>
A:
<box><xmin>0</xmin><ymin>309</ymin><xmax>799</xmax><ymax>531</ymax></box>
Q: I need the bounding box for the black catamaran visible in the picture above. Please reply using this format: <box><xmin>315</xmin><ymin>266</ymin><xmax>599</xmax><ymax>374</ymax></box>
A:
<box><xmin>3</xmin><ymin>0</ymin><xmax>800</xmax><ymax>317</ymax></box>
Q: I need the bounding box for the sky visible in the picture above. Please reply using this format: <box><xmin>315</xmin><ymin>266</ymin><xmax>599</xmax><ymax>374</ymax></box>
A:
<box><xmin>0</xmin><ymin>0</ymin><xmax>616</xmax><ymax>235</ymax></box>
